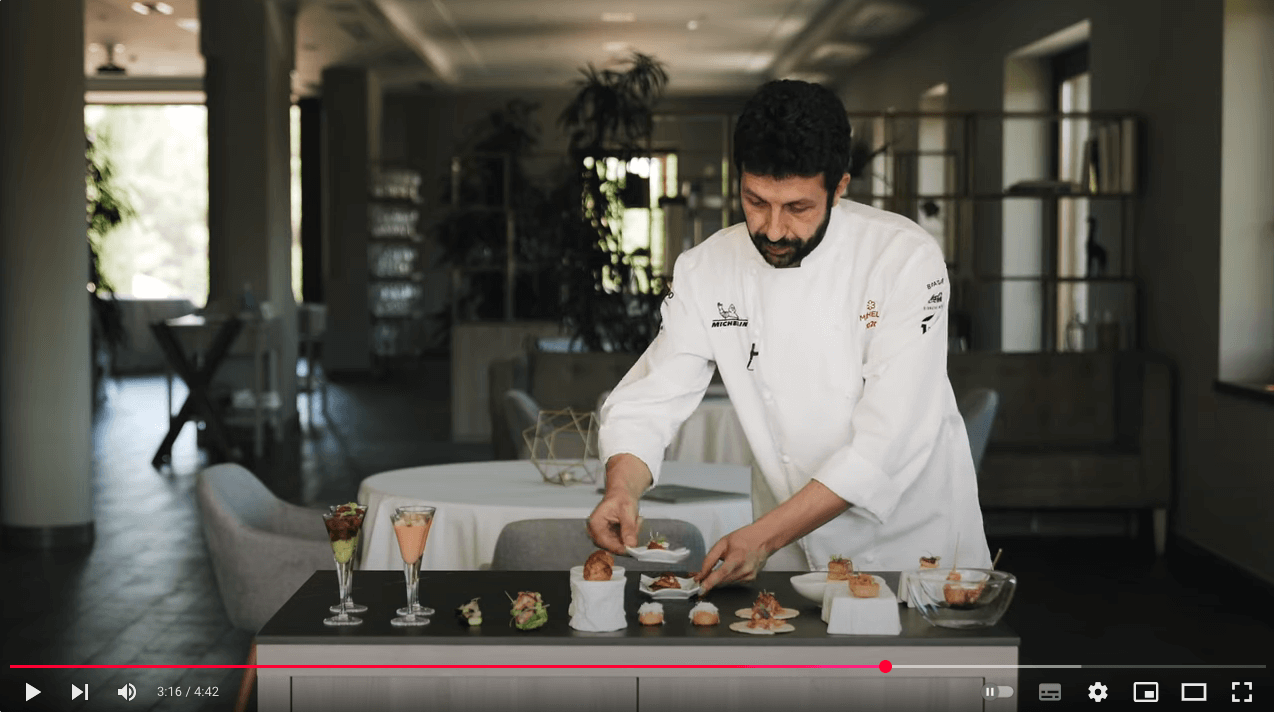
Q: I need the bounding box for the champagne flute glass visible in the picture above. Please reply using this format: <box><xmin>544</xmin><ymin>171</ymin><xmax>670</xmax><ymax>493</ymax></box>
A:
<box><xmin>390</xmin><ymin>505</ymin><xmax>435</xmax><ymax>626</ymax></box>
<box><xmin>322</xmin><ymin>510</ymin><xmax>365</xmax><ymax>626</ymax></box>
<box><xmin>328</xmin><ymin>504</ymin><xmax>369</xmax><ymax>614</ymax></box>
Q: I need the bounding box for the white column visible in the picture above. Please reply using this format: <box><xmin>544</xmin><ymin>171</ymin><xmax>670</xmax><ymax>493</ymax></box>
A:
<box><xmin>0</xmin><ymin>0</ymin><xmax>94</xmax><ymax>545</ymax></box>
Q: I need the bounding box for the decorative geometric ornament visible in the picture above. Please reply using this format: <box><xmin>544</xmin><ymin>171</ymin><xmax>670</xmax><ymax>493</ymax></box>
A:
<box><xmin>524</xmin><ymin>408</ymin><xmax>600</xmax><ymax>486</ymax></box>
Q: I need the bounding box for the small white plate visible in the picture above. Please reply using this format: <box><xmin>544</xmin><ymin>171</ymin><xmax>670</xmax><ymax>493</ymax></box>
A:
<box><xmin>625</xmin><ymin>546</ymin><xmax>690</xmax><ymax>563</ymax></box>
<box><xmin>729</xmin><ymin>620</ymin><xmax>796</xmax><ymax>635</ymax></box>
<box><xmin>638</xmin><ymin>575</ymin><xmax>702</xmax><ymax>599</ymax></box>
<box><xmin>790</xmin><ymin>572</ymin><xmax>833</xmax><ymax>604</ymax></box>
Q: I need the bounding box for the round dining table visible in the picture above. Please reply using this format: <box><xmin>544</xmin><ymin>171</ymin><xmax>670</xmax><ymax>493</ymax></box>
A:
<box><xmin>357</xmin><ymin>460</ymin><xmax>753</xmax><ymax>571</ymax></box>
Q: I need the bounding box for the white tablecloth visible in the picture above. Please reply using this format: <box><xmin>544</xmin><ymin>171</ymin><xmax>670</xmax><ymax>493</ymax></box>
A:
<box><xmin>358</xmin><ymin>460</ymin><xmax>752</xmax><ymax>571</ymax></box>
<box><xmin>665</xmin><ymin>396</ymin><xmax>754</xmax><ymax>467</ymax></box>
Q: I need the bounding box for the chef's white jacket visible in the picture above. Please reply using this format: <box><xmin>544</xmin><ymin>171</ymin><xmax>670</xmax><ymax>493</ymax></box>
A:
<box><xmin>599</xmin><ymin>198</ymin><xmax>992</xmax><ymax>572</ymax></box>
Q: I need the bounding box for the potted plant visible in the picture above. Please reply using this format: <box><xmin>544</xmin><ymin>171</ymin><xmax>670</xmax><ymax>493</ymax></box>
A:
<box><xmin>555</xmin><ymin>52</ymin><xmax>670</xmax><ymax>353</ymax></box>
<box><xmin>86</xmin><ymin>131</ymin><xmax>132</xmax><ymax>405</ymax></box>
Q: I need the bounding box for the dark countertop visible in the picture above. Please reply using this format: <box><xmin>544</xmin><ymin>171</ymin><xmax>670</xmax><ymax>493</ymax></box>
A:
<box><xmin>256</xmin><ymin>571</ymin><xmax>1018</xmax><ymax>647</ymax></box>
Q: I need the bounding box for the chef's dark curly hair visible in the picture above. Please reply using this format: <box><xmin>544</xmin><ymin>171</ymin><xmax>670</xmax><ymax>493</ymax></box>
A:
<box><xmin>733</xmin><ymin>80</ymin><xmax>851</xmax><ymax>200</ymax></box>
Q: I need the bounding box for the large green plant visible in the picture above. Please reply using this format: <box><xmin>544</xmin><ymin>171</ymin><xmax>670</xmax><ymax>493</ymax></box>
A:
<box><xmin>556</xmin><ymin>53</ymin><xmax>670</xmax><ymax>353</ymax></box>
<box><xmin>86</xmin><ymin>130</ymin><xmax>133</xmax><ymax>401</ymax></box>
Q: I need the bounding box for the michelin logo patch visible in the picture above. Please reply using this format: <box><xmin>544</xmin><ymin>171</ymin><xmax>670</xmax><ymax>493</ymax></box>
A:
<box><xmin>712</xmin><ymin>302</ymin><xmax>748</xmax><ymax>328</ymax></box>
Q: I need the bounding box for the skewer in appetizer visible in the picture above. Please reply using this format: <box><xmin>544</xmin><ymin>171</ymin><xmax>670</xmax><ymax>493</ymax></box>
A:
<box><xmin>507</xmin><ymin>591</ymin><xmax>549</xmax><ymax>630</ymax></box>
<box><xmin>637</xmin><ymin>602</ymin><xmax>665</xmax><ymax>626</ymax></box>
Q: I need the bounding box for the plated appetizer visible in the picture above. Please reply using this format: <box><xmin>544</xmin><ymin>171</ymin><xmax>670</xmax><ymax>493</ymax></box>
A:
<box><xmin>637</xmin><ymin>602</ymin><xmax>665</xmax><ymax>626</ymax></box>
<box><xmin>508</xmin><ymin>591</ymin><xmax>549</xmax><ymax>630</ymax></box>
<box><xmin>849</xmin><ymin>572</ymin><xmax>881</xmax><ymax>598</ymax></box>
<box><xmin>638</xmin><ymin>573</ymin><xmax>701</xmax><ymax>599</ymax></box>
<box><xmin>625</xmin><ymin>540</ymin><xmax>690</xmax><ymax>564</ymax></box>
<box><xmin>734</xmin><ymin>591</ymin><xmax>799</xmax><ymax>620</ymax></box>
<box><xmin>689</xmin><ymin>601</ymin><xmax>720</xmax><ymax>626</ymax></box>
<box><xmin>827</xmin><ymin>555</ymin><xmax>852</xmax><ymax>581</ymax></box>
<box><xmin>457</xmin><ymin>597</ymin><xmax>482</xmax><ymax>626</ymax></box>
<box><xmin>582</xmin><ymin>549</ymin><xmax>614</xmax><ymax>581</ymax></box>
<box><xmin>919</xmin><ymin>555</ymin><xmax>941</xmax><ymax>569</ymax></box>
<box><xmin>729</xmin><ymin>604</ymin><xmax>796</xmax><ymax>635</ymax></box>
<box><xmin>645</xmin><ymin>534</ymin><xmax>668</xmax><ymax>550</ymax></box>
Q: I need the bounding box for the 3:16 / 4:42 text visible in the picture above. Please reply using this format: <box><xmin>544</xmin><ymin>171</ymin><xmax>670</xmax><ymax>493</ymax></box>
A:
<box><xmin>158</xmin><ymin>687</ymin><xmax>220</xmax><ymax>697</ymax></box>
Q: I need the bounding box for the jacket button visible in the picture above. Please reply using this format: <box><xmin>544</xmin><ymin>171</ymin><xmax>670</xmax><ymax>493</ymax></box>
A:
<box><xmin>781</xmin><ymin>454</ymin><xmax>791</xmax><ymax>464</ymax></box>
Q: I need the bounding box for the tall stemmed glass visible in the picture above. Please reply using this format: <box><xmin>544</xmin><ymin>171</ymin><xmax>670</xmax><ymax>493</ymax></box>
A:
<box><xmin>390</xmin><ymin>505</ymin><xmax>435</xmax><ymax>627</ymax></box>
<box><xmin>328</xmin><ymin>504</ymin><xmax>368</xmax><ymax>614</ymax></box>
<box><xmin>322</xmin><ymin>509</ymin><xmax>365</xmax><ymax>626</ymax></box>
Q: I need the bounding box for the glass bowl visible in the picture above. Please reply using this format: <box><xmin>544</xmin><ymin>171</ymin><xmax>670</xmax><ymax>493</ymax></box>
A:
<box><xmin>907</xmin><ymin>568</ymin><xmax>1016</xmax><ymax>629</ymax></box>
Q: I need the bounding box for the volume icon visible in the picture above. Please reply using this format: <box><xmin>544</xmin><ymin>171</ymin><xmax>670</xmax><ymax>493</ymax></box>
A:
<box><xmin>72</xmin><ymin>683</ymin><xmax>88</xmax><ymax>700</ymax></box>
<box><xmin>118</xmin><ymin>683</ymin><xmax>137</xmax><ymax>701</ymax></box>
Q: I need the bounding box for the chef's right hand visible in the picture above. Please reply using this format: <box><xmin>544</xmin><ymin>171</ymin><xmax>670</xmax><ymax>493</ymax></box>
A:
<box><xmin>587</xmin><ymin>454</ymin><xmax>653</xmax><ymax>555</ymax></box>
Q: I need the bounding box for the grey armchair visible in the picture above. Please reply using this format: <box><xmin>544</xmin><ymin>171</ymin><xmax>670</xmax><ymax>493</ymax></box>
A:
<box><xmin>490</xmin><ymin>517</ymin><xmax>707</xmax><ymax>572</ymax></box>
<box><xmin>195</xmin><ymin>463</ymin><xmax>334</xmax><ymax>633</ymax></box>
<box><xmin>957</xmin><ymin>388</ymin><xmax>1000</xmax><ymax>474</ymax></box>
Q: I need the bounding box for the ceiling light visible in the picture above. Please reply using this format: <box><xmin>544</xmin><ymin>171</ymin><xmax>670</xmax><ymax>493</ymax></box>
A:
<box><xmin>602</xmin><ymin>13</ymin><xmax>636</xmax><ymax>23</ymax></box>
<box><xmin>687</xmin><ymin>19</ymin><xmax>699</xmax><ymax>30</ymax></box>
<box><xmin>131</xmin><ymin>2</ymin><xmax>150</xmax><ymax>14</ymax></box>
<box><xmin>603</xmin><ymin>42</ymin><xmax>630</xmax><ymax>53</ymax></box>
<box><xmin>177</xmin><ymin>18</ymin><xmax>200</xmax><ymax>33</ymax></box>
<box><xmin>154</xmin><ymin>2</ymin><xmax>174</xmax><ymax>14</ymax></box>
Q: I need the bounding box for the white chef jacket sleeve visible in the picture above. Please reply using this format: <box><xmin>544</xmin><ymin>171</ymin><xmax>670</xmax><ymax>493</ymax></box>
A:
<box><xmin>810</xmin><ymin>241</ymin><xmax>952</xmax><ymax>525</ymax></box>
<box><xmin>597</xmin><ymin>253</ymin><xmax>717</xmax><ymax>485</ymax></box>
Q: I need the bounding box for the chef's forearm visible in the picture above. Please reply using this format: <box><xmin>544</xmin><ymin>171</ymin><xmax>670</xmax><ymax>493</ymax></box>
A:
<box><xmin>753</xmin><ymin>480</ymin><xmax>851</xmax><ymax>553</ymax></box>
<box><xmin>604</xmin><ymin>453</ymin><xmax>654</xmax><ymax>501</ymax></box>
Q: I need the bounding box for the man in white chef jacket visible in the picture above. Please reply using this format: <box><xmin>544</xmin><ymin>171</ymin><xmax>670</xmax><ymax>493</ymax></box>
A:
<box><xmin>588</xmin><ymin>80</ymin><xmax>991</xmax><ymax>592</ymax></box>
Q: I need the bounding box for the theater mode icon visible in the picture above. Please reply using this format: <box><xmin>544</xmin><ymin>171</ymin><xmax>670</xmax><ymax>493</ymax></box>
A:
<box><xmin>118</xmin><ymin>683</ymin><xmax>137</xmax><ymax>701</ymax></box>
<box><xmin>1181</xmin><ymin>682</ymin><xmax>1207</xmax><ymax>702</ymax></box>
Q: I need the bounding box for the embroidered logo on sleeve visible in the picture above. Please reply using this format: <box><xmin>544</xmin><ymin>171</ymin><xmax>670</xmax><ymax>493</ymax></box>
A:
<box><xmin>711</xmin><ymin>302</ymin><xmax>748</xmax><ymax>327</ymax></box>
<box><xmin>859</xmin><ymin>299</ymin><xmax>879</xmax><ymax>329</ymax></box>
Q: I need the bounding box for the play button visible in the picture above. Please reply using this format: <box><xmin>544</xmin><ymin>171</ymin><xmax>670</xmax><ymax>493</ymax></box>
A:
<box><xmin>26</xmin><ymin>683</ymin><xmax>41</xmax><ymax>701</ymax></box>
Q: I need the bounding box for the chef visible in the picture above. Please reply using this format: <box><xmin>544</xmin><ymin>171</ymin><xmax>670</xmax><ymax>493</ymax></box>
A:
<box><xmin>587</xmin><ymin>79</ymin><xmax>991</xmax><ymax>593</ymax></box>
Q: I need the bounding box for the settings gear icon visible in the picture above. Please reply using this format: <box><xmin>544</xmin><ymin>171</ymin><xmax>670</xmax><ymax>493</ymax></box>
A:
<box><xmin>1088</xmin><ymin>682</ymin><xmax>1109</xmax><ymax>702</ymax></box>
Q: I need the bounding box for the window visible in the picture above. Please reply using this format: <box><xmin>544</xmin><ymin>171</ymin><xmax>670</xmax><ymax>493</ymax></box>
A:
<box><xmin>1052</xmin><ymin>43</ymin><xmax>1091</xmax><ymax>350</ymax></box>
<box><xmin>84</xmin><ymin>104</ymin><xmax>208</xmax><ymax>305</ymax></box>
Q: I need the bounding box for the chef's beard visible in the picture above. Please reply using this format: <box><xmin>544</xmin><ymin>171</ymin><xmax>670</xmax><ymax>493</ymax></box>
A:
<box><xmin>750</xmin><ymin>201</ymin><xmax>833</xmax><ymax>268</ymax></box>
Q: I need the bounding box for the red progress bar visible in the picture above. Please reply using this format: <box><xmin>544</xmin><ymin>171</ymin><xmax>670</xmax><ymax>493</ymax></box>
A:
<box><xmin>14</xmin><ymin>662</ymin><xmax>893</xmax><ymax>672</ymax></box>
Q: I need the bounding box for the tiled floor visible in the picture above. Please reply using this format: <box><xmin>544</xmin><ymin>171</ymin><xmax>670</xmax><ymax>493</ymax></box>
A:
<box><xmin>3</xmin><ymin>357</ymin><xmax>1272</xmax><ymax>710</ymax></box>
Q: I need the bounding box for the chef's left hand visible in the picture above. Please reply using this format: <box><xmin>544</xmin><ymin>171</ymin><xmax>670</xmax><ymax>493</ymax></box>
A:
<box><xmin>694</xmin><ymin>524</ymin><xmax>773</xmax><ymax>594</ymax></box>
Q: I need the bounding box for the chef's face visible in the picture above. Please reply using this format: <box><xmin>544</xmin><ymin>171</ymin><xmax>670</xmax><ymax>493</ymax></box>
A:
<box><xmin>741</xmin><ymin>171</ymin><xmax>850</xmax><ymax>268</ymax></box>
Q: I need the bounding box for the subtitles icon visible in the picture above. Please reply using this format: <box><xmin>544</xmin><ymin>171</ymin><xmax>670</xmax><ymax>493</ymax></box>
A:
<box><xmin>1181</xmin><ymin>682</ymin><xmax>1207</xmax><ymax>702</ymax></box>
<box><xmin>118</xmin><ymin>683</ymin><xmax>137</xmax><ymax>701</ymax></box>
<box><xmin>1039</xmin><ymin>683</ymin><xmax>1062</xmax><ymax>701</ymax></box>
<box><xmin>1134</xmin><ymin>682</ymin><xmax>1158</xmax><ymax>702</ymax></box>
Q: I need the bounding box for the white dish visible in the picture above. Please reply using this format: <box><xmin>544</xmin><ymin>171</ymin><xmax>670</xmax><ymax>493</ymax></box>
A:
<box><xmin>728</xmin><ymin>620</ymin><xmax>795</xmax><ymax>635</ymax></box>
<box><xmin>569</xmin><ymin>565</ymin><xmax>625</xmax><ymax>581</ymax></box>
<box><xmin>790</xmin><ymin>572</ymin><xmax>835</xmax><ymax>604</ymax></box>
<box><xmin>638</xmin><ymin>574</ymin><xmax>702</xmax><ymax>599</ymax></box>
<box><xmin>625</xmin><ymin>546</ymin><xmax>690</xmax><ymax>563</ymax></box>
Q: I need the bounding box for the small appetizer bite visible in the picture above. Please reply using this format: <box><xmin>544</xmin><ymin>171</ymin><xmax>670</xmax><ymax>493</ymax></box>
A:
<box><xmin>754</xmin><ymin>591</ymin><xmax>784</xmax><ymax>616</ymax></box>
<box><xmin>827</xmin><ymin>555</ymin><xmax>852</xmax><ymax>581</ymax></box>
<box><xmin>747</xmin><ymin>607</ymin><xmax>786</xmax><ymax>631</ymax></box>
<box><xmin>648</xmin><ymin>572</ymin><xmax>682</xmax><ymax>591</ymax></box>
<box><xmin>849</xmin><ymin>572</ymin><xmax>880</xmax><ymax>598</ymax></box>
<box><xmin>689</xmin><ymin>601</ymin><xmax>720</xmax><ymax>626</ymax></box>
<box><xmin>646</xmin><ymin>533</ymin><xmax>668</xmax><ymax>550</ymax></box>
<box><xmin>582</xmin><ymin>549</ymin><xmax>614</xmax><ymax>581</ymax></box>
<box><xmin>919</xmin><ymin>555</ymin><xmax>940</xmax><ymax>569</ymax></box>
<box><xmin>508</xmin><ymin>591</ymin><xmax>549</xmax><ymax>630</ymax></box>
<box><xmin>943</xmin><ymin>571</ymin><xmax>985</xmax><ymax>606</ymax></box>
<box><xmin>637</xmin><ymin>602</ymin><xmax>665</xmax><ymax>626</ymax></box>
<box><xmin>457</xmin><ymin>597</ymin><xmax>482</xmax><ymax>626</ymax></box>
